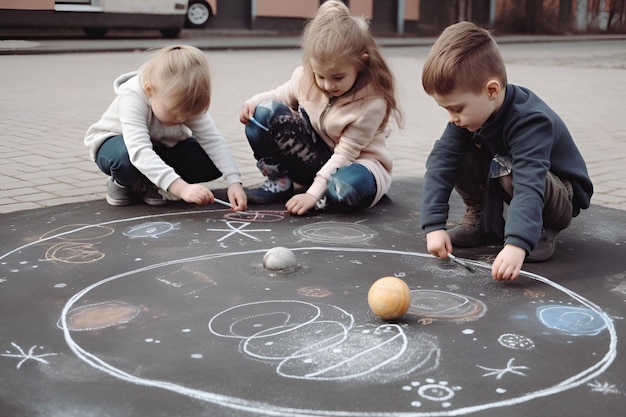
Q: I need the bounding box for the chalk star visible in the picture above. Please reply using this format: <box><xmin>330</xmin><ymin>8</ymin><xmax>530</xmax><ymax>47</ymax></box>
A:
<box><xmin>206</xmin><ymin>220</ymin><xmax>271</xmax><ymax>242</ymax></box>
<box><xmin>588</xmin><ymin>380</ymin><xmax>621</xmax><ymax>395</ymax></box>
<box><xmin>2</xmin><ymin>342</ymin><xmax>58</xmax><ymax>369</ymax></box>
<box><xmin>477</xmin><ymin>357</ymin><xmax>529</xmax><ymax>380</ymax></box>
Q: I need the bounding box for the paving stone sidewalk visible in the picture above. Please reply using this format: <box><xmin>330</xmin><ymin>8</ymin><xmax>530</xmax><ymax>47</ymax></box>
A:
<box><xmin>1</xmin><ymin>34</ymin><xmax>625</xmax><ymax>214</ymax></box>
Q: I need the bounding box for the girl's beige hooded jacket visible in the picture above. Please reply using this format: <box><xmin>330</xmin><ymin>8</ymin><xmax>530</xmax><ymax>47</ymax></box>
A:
<box><xmin>246</xmin><ymin>66</ymin><xmax>393</xmax><ymax>206</ymax></box>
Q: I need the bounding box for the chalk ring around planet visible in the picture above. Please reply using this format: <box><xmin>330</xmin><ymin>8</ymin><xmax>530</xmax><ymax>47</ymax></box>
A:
<box><xmin>57</xmin><ymin>246</ymin><xmax>617</xmax><ymax>417</ymax></box>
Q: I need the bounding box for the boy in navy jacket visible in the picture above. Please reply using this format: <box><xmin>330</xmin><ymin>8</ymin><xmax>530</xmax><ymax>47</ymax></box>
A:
<box><xmin>420</xmin><ymin>21</ymin><xmax>593</xmax><ymax>281</ymax></box>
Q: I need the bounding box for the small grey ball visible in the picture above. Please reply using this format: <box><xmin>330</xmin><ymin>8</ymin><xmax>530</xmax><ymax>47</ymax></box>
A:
<box><xmin>263</xmin><ymin>247</ymin><xmax>298</xmax><ymax>272</ymax></box>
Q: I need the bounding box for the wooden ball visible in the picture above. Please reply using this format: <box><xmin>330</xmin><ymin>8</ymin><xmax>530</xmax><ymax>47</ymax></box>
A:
<box><xmin>367</xmin><ymin>276</ymin><xmax>411</xmax><ymax>320</ymax></box>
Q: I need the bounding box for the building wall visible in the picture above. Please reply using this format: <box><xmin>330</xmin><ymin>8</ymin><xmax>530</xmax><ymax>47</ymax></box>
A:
<box><xmin>246</xmin><ymin>0</ymin><xmax>420</xmax><ymax>33</ymax></box>
<box><xmin>254</xmin><ymin>0</ymin><xmax>419</xmax><ymax>21</ymax></box>
<box><xmin>0</xmin><ymin>0</ymin><xmax>54</xmax><ymax>9</ymax></box>
<box><xmin>405</xmin><ymin>0</ymin><xmax>420</xmax><ymax>20</ymax></box>
<box><xmin>256</xmin><ymin>0</ymin><xmax>321</xmax><ymax>19</ymax></box>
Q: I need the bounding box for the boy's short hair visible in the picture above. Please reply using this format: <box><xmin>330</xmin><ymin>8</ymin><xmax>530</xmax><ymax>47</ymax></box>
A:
<box><xmin>140</xmin><ymin>45</ymin><xmax>211</xmax><ymax>116</ymax></box>
<box><xmin>422</xmin><ymin>21</ymin><xmax>507</xmax><ymax>96</ymax></box>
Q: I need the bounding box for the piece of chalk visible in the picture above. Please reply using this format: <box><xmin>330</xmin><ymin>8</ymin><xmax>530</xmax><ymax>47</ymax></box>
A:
<box><xmin>448</xmin><ymin>253</ymin><xmax>475</xmax><ymax>273</ymax></box>
<box><xmin>213</xmin><ymin>198</ymin><xmax>232</xmax><ymax>208</ymax></box>
<box><xmin>249</xmin><ymin>116</ymin><xmax>269</xmax><ymax>132</ymax></box>
<box><xmin>213</xmin><ymin>197</ymin><xmax>251</xmax><ymax>215</ymax></box>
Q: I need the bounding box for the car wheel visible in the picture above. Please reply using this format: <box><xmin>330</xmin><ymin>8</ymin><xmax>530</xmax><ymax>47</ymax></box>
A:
<box><xmin>185</xmin><ymin>0</ymin><xmax>212</xmax><ymax>28</ymax></box>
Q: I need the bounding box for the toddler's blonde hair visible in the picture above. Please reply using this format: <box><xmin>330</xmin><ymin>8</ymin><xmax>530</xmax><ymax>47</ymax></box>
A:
<box><xmin>140</xmin><ymin>45</ymin><xmax>212</xmax><ymax>116</ymax></box>
<box><xmin>422</xmin><ymin>21</ymin><xmax>507</xmax><ymax>96</ymax></box>
<box><xmin>301</xmin><ymin>1</ymin><xmax>403</xmax><ymax>129</ymax></box>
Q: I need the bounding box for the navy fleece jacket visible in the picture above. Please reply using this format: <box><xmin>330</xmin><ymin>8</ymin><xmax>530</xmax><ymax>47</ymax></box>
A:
<box><xmin>420</xmin><ymin>84</ymin><xmax>593</xmax><ymax>254</ymax></box>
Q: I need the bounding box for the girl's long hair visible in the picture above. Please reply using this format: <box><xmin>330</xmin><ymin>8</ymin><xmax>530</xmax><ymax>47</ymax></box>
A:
<box><xmin>301</xmin><ymin>1</ymin><xmax>403</xmax><ymax>129</ymax></box>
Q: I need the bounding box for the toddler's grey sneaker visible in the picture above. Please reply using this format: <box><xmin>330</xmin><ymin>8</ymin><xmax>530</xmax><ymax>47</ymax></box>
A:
<box><xmin>141</xmin><ymin>182</ymin><xmax>167</xmax><ymax>206</ymax></box>
<box><xmin>106</xmin><ymin>178</ymin><xmax>131</xmax><ymax>206</ymax></box>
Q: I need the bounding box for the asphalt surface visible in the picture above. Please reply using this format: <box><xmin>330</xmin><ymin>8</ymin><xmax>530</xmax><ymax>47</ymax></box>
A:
<box><xmin>1</xmin><ymin>30</ymin><xmax>625</xmax><ymax>417</ymax></box>
<box><xmin>1</xmin><ymin>30</ymin><xmax>625</xmax><ymax>214</ymax></box>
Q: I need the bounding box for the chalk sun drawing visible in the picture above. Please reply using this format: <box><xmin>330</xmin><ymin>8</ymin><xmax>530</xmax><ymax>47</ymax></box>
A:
<box><xmin>404</xmin><ymin>378</ymin><xmax>462</xmax><ymax>409</ymax></box>
<box><xmin>2</xmin><ymin>342</ymin><xmax>58</xmax><ymax>369</ymax></box>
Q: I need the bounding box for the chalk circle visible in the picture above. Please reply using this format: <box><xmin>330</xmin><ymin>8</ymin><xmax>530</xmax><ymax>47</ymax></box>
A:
<box><xmin>408</xmin><ymin>290</ymin><xmax>486</xmax><ymax>321</ymax></box>
<box><xmin>224</xmin><ymin>210</ymin><xmax>285</xmax><ymax>223</ymax></box>
<box><xmin>57</xmin><ymin>246</ymin><xmax>616</xmax><ymax>417</ymax></box>
<box><xmin>418</xmin><ymin>383</ymin><xmax>456</xmax><ymax>402</ymax></box>
<box><xmin>208</xmin><ymin>300</ymin><xmax>325</xmax><ymax>340</ymax></box>
<box><xmin>297</xmin><ymin>286</ymin><xmax>333</xmax><ymax>298</ymax></box>
<box><xmin>60</xmin><ymin>301</ymin><xmax>140</xmax><ymax>331</ymax></box>
<box><xmin>537</xmin><ymin>305</ymin><xmax>608</xmax><ymax>336</ymax></box>
<box><xmin>293</xmin><ymin>222</ymin><xmax>377</xmax><ymax>244</ymax></box>
<box><xmin>40</xmin><ymin>224</ymin><xmax>115</xmax><ymax>241</ymax></box>
<box><xmin>123</xmin><ymin>222</ymin><xmax>178</xmax><ymax>238</ymax></box>
<box><xmin>208</xmin><ymin>300</ymin><xmax>439</xmax><ymax>382</ymax></box>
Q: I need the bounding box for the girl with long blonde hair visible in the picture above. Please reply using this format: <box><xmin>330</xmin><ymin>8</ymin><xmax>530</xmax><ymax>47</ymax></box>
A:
<box><xmin>240</xmin><ymin>1</ymin><xmax>403</xmax><ymax>215</ymax></box>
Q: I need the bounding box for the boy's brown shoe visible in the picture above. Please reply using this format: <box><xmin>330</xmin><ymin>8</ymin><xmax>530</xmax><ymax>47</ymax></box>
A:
<box><xmin>448</xmin><ymin>205</ymin><xmax>488</xmax><ymax>247</ymax></box>
<box><xmin>526</xmin><ymin>228</ymin><xmax>559</xmax><ymax>263</ymax></box>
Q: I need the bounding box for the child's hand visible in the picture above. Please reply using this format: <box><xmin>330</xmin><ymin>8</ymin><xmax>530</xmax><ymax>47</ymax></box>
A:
<box><xmin>227</xmin><ymin>183</ymin><xmax>247</xmax><ymax>211</ymax></box>
<box><xmin>168</xmin><ymin>179</ymin><xmax>213</xmax><ymax>205</ymax></box>
<box><xmin>491</xmin><ymin>244</ymin><xmax>526</xmax><ymax>281</ymax></box>
<box><xmin>181</xmin><ymin>184</ymin><xmax>214</xmax><ymax>205</ymax></box>
<box><xmin>285</xmin><ymin>193</ymin><xmax>318</xmax><ymax>215</ymax></box>
<box><xmin>239</xmin><ymin>102</ymin><xmax>256</xmax><ymax>124</ymax></box>
<box><xmin>425</xmin><ymin>229</ymin><xmax>453</xmax><ymax>259</ymax></box>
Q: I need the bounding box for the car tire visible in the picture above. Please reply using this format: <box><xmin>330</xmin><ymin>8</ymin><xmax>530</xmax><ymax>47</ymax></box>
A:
<box><xmin>185</xmin><ymin>0</ymin><xmax>212</xmax><ymax>28</ymax></box>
